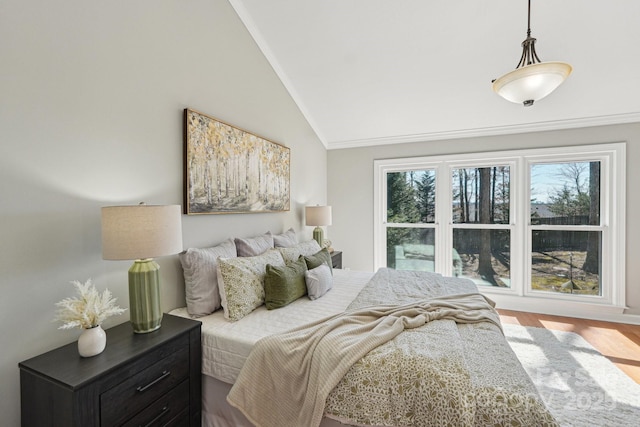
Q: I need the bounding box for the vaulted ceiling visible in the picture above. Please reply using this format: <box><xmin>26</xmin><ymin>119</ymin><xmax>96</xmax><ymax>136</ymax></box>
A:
<box><xmin>229</xmin><ymin>0</ymin><xmax>640</xmax><ymax>149</ymax></box>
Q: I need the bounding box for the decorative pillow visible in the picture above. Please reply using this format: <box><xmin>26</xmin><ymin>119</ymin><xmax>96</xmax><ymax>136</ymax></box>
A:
<box><xmin>235</xmin><ymin>231</ymin><xmax>274</xmax><ymax>257</ymax></box>
<box><xmin>264</xmin><ymin>257</ymin><xmax>308</xmax><ymax>309</ymax></box>
<box><xmin>273</xmin><ymin>228</ymin><xmax>297</xmax><ymax>248</ymax></box>
<box><xmin>303</xmin><ymin>247</ymin><xmax>333</xmax><ymax>275</ymax></box>
<box><xmin>217</xmin><ymin>249</ymin><xmax>285</xmax><ymax>321</ymax></box>
<box><xmin>179</xmin><ymin>239</ymin><xmax>237</xmax><ymax>317</ymax></box>
<box><xmin>278</xmin><ymin>239</ymin><xmax>322</xmax><ymax>263</ymax></box>
<box><xmin>305</xmin><ymin>264</ymin><xmax>333</xmax><ymax>300</ymax></box>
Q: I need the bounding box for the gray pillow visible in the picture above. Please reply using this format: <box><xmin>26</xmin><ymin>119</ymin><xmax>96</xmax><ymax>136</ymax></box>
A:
<box><xmin>273</xmin><ymin>228</ymin><xmax>297</xmax><ymax>248</ymax></box>
<box><xmin>305</xmin><ymin>264</ymin><xmax>333</xmax><ymax>300</ymax></box>
<box><xmin>235</xmin><ymin>232</ymin><xmax>274</xmax><ymax>257</ymax></box>
<box><xmin>278</xmin><ymin>240</ymin><xmax>321</xmax><ymax>263</ymax></box>
<box><xmin>179</xmin><ymin>239</ymin><xmax>237</xmax><ymax>317</ymax></box>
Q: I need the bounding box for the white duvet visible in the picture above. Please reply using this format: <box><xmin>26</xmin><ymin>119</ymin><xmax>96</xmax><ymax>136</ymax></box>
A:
<box><xmin>170</xmin><ymin>269</ymin><xmax>373</xmax><ymax>383</ymax></box>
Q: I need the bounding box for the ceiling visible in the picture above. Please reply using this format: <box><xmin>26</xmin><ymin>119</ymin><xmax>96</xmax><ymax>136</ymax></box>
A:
<box><xmin>228</xmin><ymin>0</ymin><xmax>640</xmax><ymax>149</ymax></box>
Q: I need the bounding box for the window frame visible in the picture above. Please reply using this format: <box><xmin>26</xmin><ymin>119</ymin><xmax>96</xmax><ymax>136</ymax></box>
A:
<box><xmin>523</xmin><ymin>151</ymin><xmax>616</xmax><ymax>304</ymax></box>
<box><xmin>377</xmin><ymin>161</ymin><xmax>442</xmax><ymax>272</ymax></box>
<box><xmin>374</xmin><ymin>143</ymin><xmax>626</xmax><ymax>315</ymax></box>
<box><xmin>447</xmin><ymin>159</ymin><xmax>518</xmax><ymax>292</ymax></box>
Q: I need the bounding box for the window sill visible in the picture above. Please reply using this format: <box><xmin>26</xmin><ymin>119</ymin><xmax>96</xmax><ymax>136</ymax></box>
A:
<box><xmin>486</xmin><ymin>292</ymin><xmax>640</xmax><ymax>325</ymax></box>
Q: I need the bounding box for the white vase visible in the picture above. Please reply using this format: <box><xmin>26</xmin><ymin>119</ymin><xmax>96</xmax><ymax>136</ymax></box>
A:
<box><xmin>78</xmin><ymin>325</ymin><xmax>106</xmax><ymax>357</ymax></box>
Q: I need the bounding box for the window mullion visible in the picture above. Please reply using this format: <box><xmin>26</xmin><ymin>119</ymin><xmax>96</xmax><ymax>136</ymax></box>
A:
<box><xmin>435</xmin><ymin>163</ymin><xmax>451</xmax><ymax>275</ymax></box>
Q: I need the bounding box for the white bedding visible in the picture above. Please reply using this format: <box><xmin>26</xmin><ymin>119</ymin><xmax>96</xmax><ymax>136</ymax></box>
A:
<box><xmin>221</xmin><ymin>269</ymin><xmax>556</xmax><ymax>426</ymax></box>
<box><xmin>170</xmin><ymin>269</ymin><xmax>373</xmax><ymax>384</ymax></box>
<box><xmin>172</xmin><ymin>268</ymin><xmax>556</xmax><ymax>426</ymax></box>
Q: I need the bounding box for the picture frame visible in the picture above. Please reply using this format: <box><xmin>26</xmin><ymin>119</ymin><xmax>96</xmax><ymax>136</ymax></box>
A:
<box><xmin>184</xmin><ymin>108</ymin><xmax>290</xmax><ymax>215</ymax></box>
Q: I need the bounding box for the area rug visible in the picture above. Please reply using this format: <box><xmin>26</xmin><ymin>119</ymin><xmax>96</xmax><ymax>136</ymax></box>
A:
<box><xmin>504</xmin><ymin>324</ymin><xmax>640</xmax><ymax>427</ymax></box>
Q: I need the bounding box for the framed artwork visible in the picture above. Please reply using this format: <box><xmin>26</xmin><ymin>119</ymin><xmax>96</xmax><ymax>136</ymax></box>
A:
<box><xmin>184</xmin><ymin>108</ymin><xmax>290</xmax><ymax>215</ymax></box>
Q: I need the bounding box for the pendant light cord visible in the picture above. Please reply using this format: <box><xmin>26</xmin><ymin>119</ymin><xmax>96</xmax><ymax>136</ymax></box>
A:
<box><xmin>527</xmin><ymin>0</ymin><xmax>532</xmax><ymax>38</ymax></box>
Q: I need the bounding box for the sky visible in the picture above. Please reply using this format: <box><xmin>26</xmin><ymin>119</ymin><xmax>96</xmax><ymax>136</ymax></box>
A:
<box><xmin>397</xmin><ymin>161</ymin><xmax>593</xmax><ymax>205</ymax></box>
<box><xmin>530</xmin><ymin>162</ymin><xmax>591</xmax><ymax>204</ymax></box>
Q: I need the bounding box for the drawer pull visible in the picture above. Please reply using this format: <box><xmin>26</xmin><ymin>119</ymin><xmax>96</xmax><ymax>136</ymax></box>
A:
<box><xmin>141</xmin><ymin>405</ymin><xmax>170</xmax><ymax>427</ymax></box>
<box><xmin>136</xmin><ymin>370</ymin><xmax>171</xmax><ymax>393</ymax></box>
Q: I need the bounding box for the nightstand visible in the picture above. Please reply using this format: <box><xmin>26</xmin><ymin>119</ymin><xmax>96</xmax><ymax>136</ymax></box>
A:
<box><xmin>330</xmin><ymin>250</ymin><xmax>342</xmax><ymax>269</ymax></box>
<box><xmin>19</xmin><ymin>314</ymin><xmax>201</xmax><ymax>427</ymax></box>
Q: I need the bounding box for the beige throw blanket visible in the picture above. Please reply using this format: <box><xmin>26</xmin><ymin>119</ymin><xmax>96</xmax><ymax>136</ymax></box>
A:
<box><xmin>227</xmin><ymin>293</ymin><xmax>500</xmax><ymax>427</ymax></box>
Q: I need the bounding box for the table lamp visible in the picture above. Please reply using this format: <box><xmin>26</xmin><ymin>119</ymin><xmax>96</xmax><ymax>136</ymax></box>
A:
<box><xmin>101</xmin><ymin>203</ymin><xmax>183</xmax><ymax>333</ymax></box>
<box><xmin>305</xmin><ymin>205</ymin><xmax>332</xmax><ymax>248</ymax></box>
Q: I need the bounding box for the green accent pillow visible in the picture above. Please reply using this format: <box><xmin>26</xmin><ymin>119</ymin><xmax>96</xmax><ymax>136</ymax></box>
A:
<box><xmin>264</xmin><ymin>257</ymin><xmax>308</xmax><ymax>310</ymax></box>
<box><xmin>303</xmin><ymin>248</ymin><xmax>333</xmax><ymax>275</ymax></box>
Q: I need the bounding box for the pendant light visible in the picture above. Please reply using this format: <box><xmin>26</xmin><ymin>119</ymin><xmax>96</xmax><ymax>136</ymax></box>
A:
<box><xmin>492</xmin><ymin>0</ymin><xmax>572</xmax><ymax>106</ymax></box>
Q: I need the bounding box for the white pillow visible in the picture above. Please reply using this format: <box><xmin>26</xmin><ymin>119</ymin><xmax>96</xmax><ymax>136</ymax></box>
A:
<box><xmin>235</xmin><ymin>232</ymin><xmax>274</xmax><ymax>257</ymax></box>
<box><xmin>217</xmin><ymin>249</ymin><xmax>285</xmax><ymax>321</ymax></box>
<box><xmin>304</xmin><ymin>264</ymin><xmax>333</xmax><ymax>300</ymax></box>
<box><xmin>278</xmin><ymin>239</ymin><xmax>322</xmax><ymax>263</ymax></box>
<box><xmin>179</xmin><ymin>239</ymin><xmax>237</xmax><ymax>317</ymax></box>
<box><xmin>273</xmin><ymin>228</ymin><xmax>297</xmax><ymax>248</ymax></box>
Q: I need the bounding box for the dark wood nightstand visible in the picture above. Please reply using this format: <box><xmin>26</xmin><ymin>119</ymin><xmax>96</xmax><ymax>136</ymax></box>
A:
<box><xmin>19</xmin><ymin>314</ymin><xmax>201</xmax><ymax>427</ymax></box>
<box><xmin>330</xmin><ymin>250</ymin><xmax>342</xmax><ymax>269</ymax></box>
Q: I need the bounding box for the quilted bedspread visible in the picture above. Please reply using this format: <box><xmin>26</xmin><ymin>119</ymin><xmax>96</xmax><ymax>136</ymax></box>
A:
<box><xmin>229</xmin><ymin>269</ymin><xmax>558</xmax><ymax>427</ymax></box>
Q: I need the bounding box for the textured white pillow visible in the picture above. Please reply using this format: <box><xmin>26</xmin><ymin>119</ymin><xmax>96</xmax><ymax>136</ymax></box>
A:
<box><xmin>235</xmin><ymin>232</ymin><xmax>274</xmax><ymax>257</ymax></box>
<box><xmin>217</xmin><ymin>249</ymin><xmax>285</xmax><ymax>321</ymax></box>
<box><xmin>304</xmin><ymin>264</ymin><xmax>333</xmax><ymax>300</ymax></box>
<box><xmin>273</xmin><ymin>228</ymin><xmax>297</xmax><ymax>248</ymax></box>
<box><xmin>278</xmin><ymin>239</ymin><xmax>322</xmax><ymax>263</ymax></box>
<box><xmin>179</xmin><ymin>239</ymin><xmax>237</xmax><ymax>317</ymax></box>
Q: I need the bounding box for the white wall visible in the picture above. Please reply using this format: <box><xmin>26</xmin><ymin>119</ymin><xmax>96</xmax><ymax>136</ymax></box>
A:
<box><xmin>328</xmin><ymin>125</ymin><xmax>640</xmax><ymax>320</ymax></box>
<box><xmin>0</xmin><ymin>1</ymin><xmax>326</xmax><ymax>424</ymax></box>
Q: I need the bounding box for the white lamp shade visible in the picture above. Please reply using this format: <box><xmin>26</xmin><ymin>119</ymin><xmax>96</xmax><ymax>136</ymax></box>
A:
<box><xmin>305</xmin><ymin>205</ymin><xmax>332</xmax><ymax>227</ymax></box>
<box><xmin>102</xmin><ymin>204</ymin><xmax>183</xmax><ymax>260</ymax></box>
<box><xmin>493</xmin><ymin>61</ymin><xmax>572</xmax><ymax>104</ymax></box>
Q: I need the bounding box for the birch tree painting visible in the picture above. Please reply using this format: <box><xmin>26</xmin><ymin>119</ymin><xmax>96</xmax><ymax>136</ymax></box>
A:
<box><xmin>184</xmin><ymin>109</ymin><xmax>290</xmax><ymax>214</ymax></box>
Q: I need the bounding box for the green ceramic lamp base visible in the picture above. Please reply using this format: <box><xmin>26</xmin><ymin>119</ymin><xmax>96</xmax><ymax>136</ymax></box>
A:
<box><xmin>313</xmin><ymin>226</ymin><xmax>324</xmax><ymax>248</ymax></box>
<box><xmin>128</xmin><ymin>259</ymin><xmax>163</xmax><ymax>334</ymax></box>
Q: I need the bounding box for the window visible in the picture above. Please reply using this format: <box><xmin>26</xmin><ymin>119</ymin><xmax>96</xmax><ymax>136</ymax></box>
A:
<box><xmin>374</xmin><ymin>143</ymin><xmax>625</xmax><ymax>315</ymax></box>
<box><xmin>384</xmin><ymin>168</ymin><xmax>440</xmax><ymax>273</ymax></box>
<box><xmin>529</xmin><ymin>161</ymin><xmax>602</xmax><ymax>296</ymax></box>
<box><xmin>451</xmin><ymin>165</ymin><xmax>512</xmax><ymax>287</ymax></box>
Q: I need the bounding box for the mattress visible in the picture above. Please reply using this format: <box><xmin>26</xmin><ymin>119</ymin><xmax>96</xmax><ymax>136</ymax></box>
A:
<box><xmin>170</xmin><ymin>269</ymin><xmax>373</xmax><ymax>384</ymax></box>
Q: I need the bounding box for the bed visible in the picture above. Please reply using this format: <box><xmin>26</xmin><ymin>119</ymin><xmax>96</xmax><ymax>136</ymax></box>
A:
<box><xmin>171</xmin><ymin>241</ymin><xmax>557</xmax><ymax>426</ymax></box>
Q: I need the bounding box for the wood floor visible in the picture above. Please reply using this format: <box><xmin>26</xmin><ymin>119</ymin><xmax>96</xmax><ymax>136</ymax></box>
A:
<box><xmin>498</xmin><ymin>309</ymin><xmax>640</xmax><ymax>384</ymax></box>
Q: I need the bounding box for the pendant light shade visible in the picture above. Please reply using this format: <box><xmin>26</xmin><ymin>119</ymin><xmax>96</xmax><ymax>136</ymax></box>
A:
<box><xmin>493</xmin><ymin>61</ymin><xmax>572</xmax><ymax>106</ymax></box>
<box><xmin>493</xmin><ymin>0</ymin><xmax>572</xmax><ymax>106</ymax></box>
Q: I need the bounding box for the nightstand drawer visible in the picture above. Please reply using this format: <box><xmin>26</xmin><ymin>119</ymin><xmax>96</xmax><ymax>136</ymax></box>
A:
<box><xmin>101</xmin><ymin>346</ymin><xmax>189</xmax><ymax>426</ymax></box>
<box><xmin>122</xmin><ymin>379</ymin><xmax>189</xmax><ymax>427</ymax></box>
